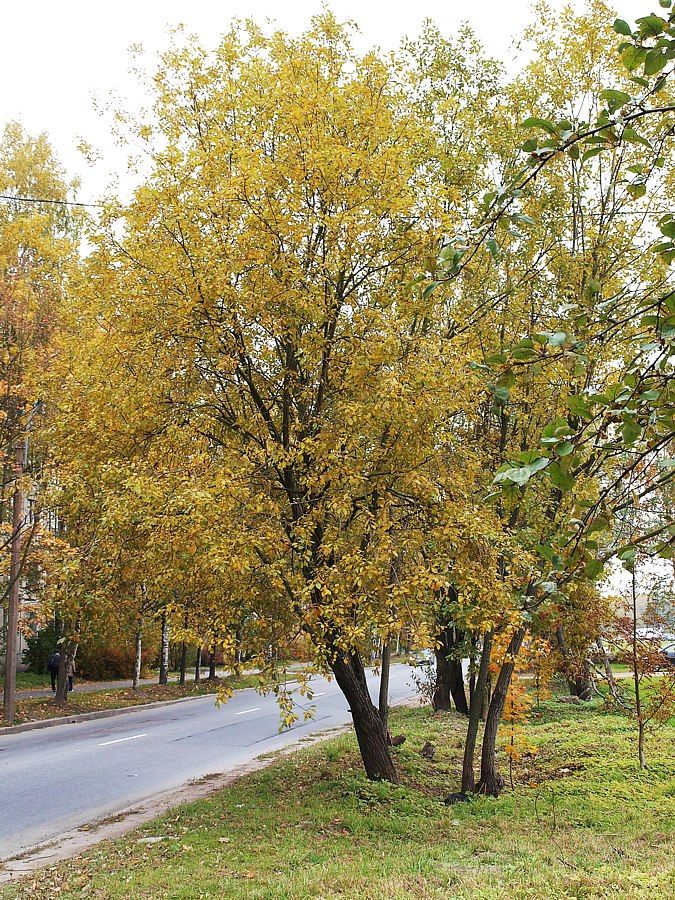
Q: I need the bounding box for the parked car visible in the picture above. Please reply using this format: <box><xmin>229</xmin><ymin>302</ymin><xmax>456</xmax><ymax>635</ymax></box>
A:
<box><xmin>660</xmin><ymin>643</ymin><xmax>675</xmax><ymax>667</ymax></box>
<box><xmin>408</xmin><ymin>649</ymin><xmax>434</xmax><ymax>667</ymax></box>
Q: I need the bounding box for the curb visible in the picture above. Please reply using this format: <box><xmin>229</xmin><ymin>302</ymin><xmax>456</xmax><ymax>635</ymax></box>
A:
<box><xmin>0</xmin><ymin>693</ymin><xmax>217</xmax><ymax>736</ymax></box>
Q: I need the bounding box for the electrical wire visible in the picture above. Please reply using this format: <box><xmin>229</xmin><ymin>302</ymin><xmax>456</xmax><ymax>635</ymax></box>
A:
<box><xmin>0</xmin><ymin>193</ymin><xmax>103</xmax><ymax>208</ymax></box>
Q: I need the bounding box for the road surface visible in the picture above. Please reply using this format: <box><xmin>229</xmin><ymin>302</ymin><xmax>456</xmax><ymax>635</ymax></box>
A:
<box><xmin>0</xmin><ymin>664</ymin><xmax>415</xmax><ymax>859</ymax></box>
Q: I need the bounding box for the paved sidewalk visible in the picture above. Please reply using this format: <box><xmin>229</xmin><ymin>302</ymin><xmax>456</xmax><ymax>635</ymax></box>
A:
<box><xmin>13</xmin><ymin>673</ymin><xmax>218</xmax><ymax>700</ymax></box>
<box><xmin>10</xmin><ymin>663</ymin><xmax>307</xmax><ymax>699</ymax></box>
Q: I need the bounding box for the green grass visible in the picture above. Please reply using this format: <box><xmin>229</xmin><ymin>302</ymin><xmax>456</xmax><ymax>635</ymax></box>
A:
<box><xmin>2</xmin><ymin>699</ymin><xmax>673</xmax><ymax>899</ymax></box>
<box><xmin>0</xmin><ymin>672</ymin><xmax>52</xmax><ymax>690</ymax></box>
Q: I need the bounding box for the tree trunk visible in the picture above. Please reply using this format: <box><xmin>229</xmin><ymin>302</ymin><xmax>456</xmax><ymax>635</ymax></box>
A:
<box><xmin>2</xmin><ymin>438</ymin><xmax>26</xmax><ymax>725</ymax></box>
<box><xmin>378</xmin><ymin>641</ymin><xmax>391</xmax><ymax>734</ymax></box>
<box><xmin>159</xmin><ymin>612</ymin><xmax>170</xmax><ymax>685</ymax></box>
<box><xmin>637</xmin><ymin>719</ymin><xmax>646</xmax><ymax>769</ymax></box>
<box><xmin>632</xmin><ymin>570</ymin><xmax>647</xmax><ymax>769</ymax></box>
<box><xmin>476</xmin><ymin>626</ymin><xmax>526</xmax><ymax>797</ymax></box>
<box><xmin>208</xmin><ymin>643</ymin><xmax>217</xmax><ymax>680</ymax></box>
<box><xmin>480</xmin><ymin>674</ymin><xmax>491</xmax><ymax>721</ymax></box>
<box><xmin>332</xmin><ymin>651</ymin><xmax>398</xmax><ymax>782</ymax></box>
<box><xmin>596</xmin><ymin>637</ymin><xmax>620</xmax><ymax>701</ymax></box>
<box><xmin>461</xmin><ymin>629</ymin><xmax>493</xmax><ymax>793</ymax></box>
<box><xmin>556</xmin><ymin>624</ymin><xmax>593</xmax><ymax>700</ymax></box>
<box><xmin>194</xmin><ymin>646</ymin><xmax>201</xmax><ymax>683</ymax></box>
<box><xmin>433</xmin><ymin>624</ymin><xmax>468</xmax><ymax>714</ymax></box>
<box><xmin>55</xmin><ymin>632</ymin><xmax>78</xmax><ymax>705</ymax></box>
<box><xmin>133</xmin><ymin>623</ymin><xmax>143</xmax><ymax>691</ymax></box>
<box><xmin>55</xmin><ymin>645</ymin><xmax>69</xmax><ymax>704</ymax></box>
<box><xmin>433</xmin><ymin>646</ymin><xmax>452</xmax><ymax>711</ymax></box>
<box><xmin>179</xmin><ymin>641</ymin><xmax>187</xmax><ymax>685</ymax></box>
<box><xmin>570</xmin><ymin>661</ymin><xmax>593</xmax><ymax>701</ymax></box>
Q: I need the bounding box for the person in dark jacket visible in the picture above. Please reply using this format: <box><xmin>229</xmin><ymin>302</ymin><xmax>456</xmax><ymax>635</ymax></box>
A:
<box><xmin>47</xmin><ymin>650</ymin><xmax>61</xmax><ymax>692</ymax></box>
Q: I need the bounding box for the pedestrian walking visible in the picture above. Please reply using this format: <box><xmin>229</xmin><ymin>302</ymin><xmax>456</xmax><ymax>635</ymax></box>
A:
<box><xmin>66</xmin><ymin>656</ymin><xmax>77</xmax><ymax>693</ymax></box>
<box><xmin>47</xmin><ymin>650</ymin><xmax>61</xmax><ymax>692</ymax></box>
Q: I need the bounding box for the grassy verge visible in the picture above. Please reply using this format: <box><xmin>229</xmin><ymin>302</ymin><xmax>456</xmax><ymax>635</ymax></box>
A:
<box><xmin>0</xmin><ymin>675</ymin><xmax>261</xmax><ymax>727</ymax></box>
<box><xmin>3</xmin><ymin>700</ymin><xmax>673</xmax><ymax>898</ymax></box>
<box><xmin>0</xmin><ymin>673</ymin><xmax>52</xmax><ymax>691</ymax></box>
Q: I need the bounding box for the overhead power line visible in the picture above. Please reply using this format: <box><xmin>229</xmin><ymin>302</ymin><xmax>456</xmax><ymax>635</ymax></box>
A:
<box><xmin>0</xmin><ymin>193</ymin><xmax>670</xmax><ymax>219</ymax></box>
<box><xmin>0</xmin><ymin>193</ymin><xmax>103</xmax><ymax>209</ymax></box>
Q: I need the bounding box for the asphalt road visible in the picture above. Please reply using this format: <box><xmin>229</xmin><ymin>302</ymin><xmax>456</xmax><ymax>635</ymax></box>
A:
<box><xmin>0</xmin><ymin>663</ymin><xmax>416</xmax><ymax>859</ymax></box>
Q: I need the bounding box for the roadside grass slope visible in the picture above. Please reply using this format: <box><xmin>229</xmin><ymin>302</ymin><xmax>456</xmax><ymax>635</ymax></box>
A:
<box><xmin>2</xmin><ymin>701</ymin><xmax>674</xmax><ymax>899</ymax></box>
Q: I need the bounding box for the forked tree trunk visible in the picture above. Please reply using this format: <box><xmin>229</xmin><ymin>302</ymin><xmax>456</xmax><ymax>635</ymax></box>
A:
<box><xmin>378</xmin><ymin>641</ymin><xmax>391</xmax><ymax>734</ymax></box>
<box><xmin>570</xmin><ymin>662</ymin><xmax>594</xmax><ymax>701</ymax></box>
<box><xmin>332</xmin><ymin>651</ymin><xmax>398</xmax><ymax>782</ymax></box>
<box><xmin>476</xmin><ymin>626</ymin><xmax>526</xmax><ymax>797</ymax></box>
<box><xmin>433</xmin><ymin>624</ymin><xmax>469</xmax><ymax>714</ymax></box>
<box><xmin>461</xmin><ymin>629</ymin><xmax>493</xmax><ymax>793</ymax></box>
<box><xmin>133</xmin><ymin>622</ymin><xmax>143</xmax><ymax>691</ymax></box>
<box><xmin>159</xmin><ymin>612</ymin><xmax>170</xmax><ymax>685</ymax></box>
<box><xmin>556</xmin><ymin>625</ymin><xmax>593</xmax><ymax>700</ymax></box>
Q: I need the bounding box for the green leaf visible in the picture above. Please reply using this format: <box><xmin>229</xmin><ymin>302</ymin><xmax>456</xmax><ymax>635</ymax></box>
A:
<box><xmin>599</xmin><ymin>88</ymin><xmax>632</xmax><ymax>105</ymax></box>
<box><xmin>658</xmin><ymin>215</ymin><xmax>675</xmax><ymax>238</ymax></box>
<box><xmin>588</xmin><ymin>516</ymin><xmax>610</xmax><ymax>534</ymax></box>
<box><xmin>487</xmin><ymin>237</ymin><xmax>500</xmax><ymax>260</ymax></box>
<box><xmin>497</xmin><ymin>370</ymin><xmax>516</xmax><ymax>389</ymax></box>
<box><xmin>493</xmin><ymin>457</ymin><xmax>549</xmax><ymax>487</ymax></box>
<box><xmin>623</xmin><ymin>127</ymin><xmax>652</xmax><ymax>148</ymax></box>
<box><xmin>581</xmin><ymin>146</ymin><xmax>605</xmax><ymax>162</ymax></box>
<box><xmin>621</xmin><ymin>419</ymin><xmax>641</xmax><ymax>446</ymax></box>
<box><xmin>584</xmin><ymin>558</ymin><xmax>604</xmax><ymax>580</ymax></box>
<box><xmin>511</xmin><ymin>347</ymin><xmax>537</xmax><ymax>361</ymax></box>
<box><xmin>548</xmin><ymin>462</ymin><xmax>574</xmax><ymax>491</ymax></box>
<box><xmin>422</xmin><ymin>281</ymin><xmax>442</xmax><ymax>299</ymax></box>
<box><xmin>613</xmin><ymin>18</ymin><xmax>633</xmax><ymax>36</ymax></box>
<box><xmin>622</xmin><ymin>45</ymin><xmax>648</xmax><ymax>71</ymax></box>
<box><xmin>548</xmin><ymin>331</ymin><xmax>567</xmax><ymax>347</ymax></box>
<box><xmin>568</xmin><ymin>395</ymin><xmax>593</xmax><ymax>420</ymax></box>
<box><xmin>636</xmin><ymin>14</ymin><xmax>665</xmax><ymax>38</ymax></box>
<box><xmin>657</xmin><ymin>457</ymin><xmax>675</xmax><ymax>468</ymax></box>
<box><xmin>485</xmin><ymin>352</ymin><xmax>508</xmax><ymax>366</ymax></box>
<box><xmin>644</xmin><ymin>46</ymin><xmax>668</xmax><ymax>75</ymax></box>
<box><xmin>555</xmin><ymin>441</ymin><xmax>574</xmax><ymax>457</ymax></box>
<box><xmin>526</xmin><ymin>457</ymin><xmax>552</xmax><ymax>475</ymax></box>
<box><xmin>521</xmin><ymin>117</ymin><xmax>558</xmax><ymax>135</ymax></box>
<box><xmin>627</xmin><ymin>181</ymin><xmax>647</xmax><ymax>200</ymax></box>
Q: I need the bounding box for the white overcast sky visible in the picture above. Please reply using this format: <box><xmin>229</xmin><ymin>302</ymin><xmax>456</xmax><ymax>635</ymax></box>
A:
<box><xmin>0</xmin><ymin>1</ymin><xmax>649</xmax><ymax>201</ymax></box>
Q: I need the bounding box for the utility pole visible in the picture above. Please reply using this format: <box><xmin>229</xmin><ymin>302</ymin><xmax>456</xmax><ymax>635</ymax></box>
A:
<box><xmin>3</xmin><ymin>437</ymin><xmax>26</xmax><ymax>724</ymax></box>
